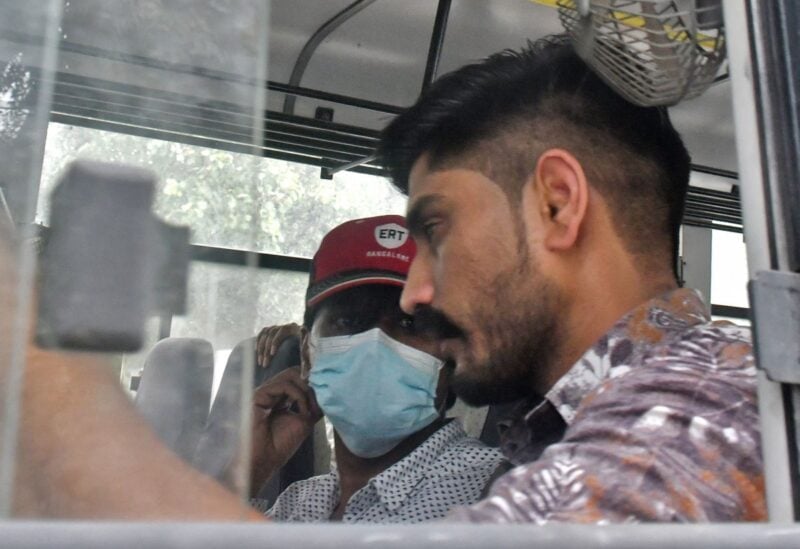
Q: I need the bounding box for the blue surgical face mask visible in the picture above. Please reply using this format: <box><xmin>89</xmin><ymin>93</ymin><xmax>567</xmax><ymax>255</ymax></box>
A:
<box><xmin>308</xmin><ymin>327</ymin><xmax>443</xmax><ymax>458</ymax></box>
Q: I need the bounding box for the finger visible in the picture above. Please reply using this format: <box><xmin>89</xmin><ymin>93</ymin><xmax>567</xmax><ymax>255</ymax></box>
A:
<box><xmin>256</xmin><ymin>327</ymin><xmax>272</xmax><ymax>368</ymax></box>
<box><xmin>262</xmin><ymin>331</ymin><xmax>277</xmax><ymax>367</ymax></box>
<box><xmin>251</xmin><ymin>383</ymin><xmax>287</xmax><ymax>410</ymax></box>
<box><xmin>270</xmin><ymin>323</ymin><xmax>301</xmax><ymax>356</ymax></box>
<box><xmin>280</xmin><ymin>376</ymin><xmax>313</xmax><ymax>416</ymax></box>
<box><xmin>282</xmin><ymin>365</ymin><xmax>321</xmax><ymax>420</ymax></box>
<box><xmin>254</xmin><ymin>378</ymin><xmax>310</xmax><ymax>416</ymax></box>
<box><xmin>269</xmin><ymin>326</ymin><xmax>285</xmax><ymax>356</ymax></box>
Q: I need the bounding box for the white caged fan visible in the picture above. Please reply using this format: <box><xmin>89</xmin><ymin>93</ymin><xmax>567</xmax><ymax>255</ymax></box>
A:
<box><xmin>556</xmin><ymin>0</ymin><xmax>726</xmax><ymax>106</ymax></box>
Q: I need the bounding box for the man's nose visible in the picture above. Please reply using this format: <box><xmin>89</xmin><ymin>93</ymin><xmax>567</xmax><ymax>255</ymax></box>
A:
<box><xmin>400</xmin><ymin>255</ymin><xmax>435</xmax><ymax>314</ymax></box>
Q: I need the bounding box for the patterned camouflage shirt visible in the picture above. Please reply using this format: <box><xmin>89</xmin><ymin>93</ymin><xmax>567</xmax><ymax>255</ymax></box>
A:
<box><xmin>450</xmin><ymin>288</ymin><xmax>765</xmax><ymax>523</ymax></box>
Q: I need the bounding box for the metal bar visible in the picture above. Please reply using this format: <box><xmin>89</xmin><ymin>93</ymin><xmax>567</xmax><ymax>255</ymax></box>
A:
<box><xmin>0</xmin><ymin>522</ymin><xmax>799</xmax><ymax>549</ymax></box>
<box><xmin>683</xmin><ymin>207</ymin><xmax>742</xmax><ymax>225</ymax></box>
<box><xmin>710</xmin><ymin>304</ymin><xmax>750</xmax><ymax>319</ymax></box>
<box><xmin>50</xmin><ymin>72</ymin><xmax>388</xmax><ymax>140</ymax></box>
<box><xmin>50</xmin><ymin>86</ymin><xmax>381</xmax><ymax>150</ymax></box>
<box><xmin>682</xmin><ymin>219</ymin><xmax>743</xmax><ymax>234</ymax></box>
<box><xmin>421</xmin><ymin>0</ymin><xmax>453</xmax><ymax>91</ymax></box>
<box><xmin>49</xmin><ymin>105</ymin><xmax>370</xmax><ymax>165</ymax></box>
<box><xmin>686</xmin><ymin>195</ymin><xmax>742</xmax><ymax>212</ymax></box>
<box><xmin>50</xmin><ymin>72</ymin><xmax>253</xmax><ymax>118</ymax></box>
<box><xmin>52</xmin><ymin>72</ymin><xmax>400</xmax><ymax>122</ymax></box>
<box><xmin>685</xmin><ymin>199</ymin><xmax>743</xmax><ymax>217</ymax></box>
<box><xmin>755</xmin><ymin>2</ymin><xmax>800</xmax><ymax>270</ymax></box>
<box><xmin>282</xmin><ymin>0</ymin><xmax>379</xmax><ymax>115</ymax></box>
<box><xmin>683</xmin><ymin>211</ymin><xmax>742</xmax><ymax>226</ymax></box>
<box><xmin>269</xmin><ymin>81</ymin><xmax>405</xmax><ymax>115</ymax></box>
<box><xmin>689</xmin><ymin>187</ymin><xmax>742</xmax><ymax>202</ymax></box>
<box><xmin>320</xmin><ymin>154</ymin><xmax>377</xmax><ymax>179</ymax></box>
<box><xmin>49</xmin><ymin>90</ymin><xmax>256</xmax><ymax>133</ymax></box>
<box><xmin>746</xmin><ymin>0</ymin><xmax>800</xmax><ymax>518</ymax></box>
<box><xmin>690</xmin><ymin>163</ymin><xmax>739</xmax><ymax>180</ymax></box>
<box><xmin>266</xmin><ymin>110</ymin><xmax>380</xmax><ymax>139</ymax></box>
<box><xmin>47</xmin><ymin>113</ymin><xmax>386</xmax><ymax>178</ymax></box>
<box><xmin>265</xmin><ymin>125</ymin><xmax>376</xmax><ymax>151</ymax></box>
<box><xmin>724</xmin><ymin>0</ymin><xmax>796</xmax><ymax>522</ymax></box>
<box><xmin>189</xmin><ymin>245</ymin><xmax>311</xmax><ymax>273</ymax></box>
<box><xmin>683</xmin><ymin>205</ymin><xmax>742</xmax><ymax>221</ymax></box>
<box><xmin>689</xmin><ymin>185</ymin><xmax>742</xmax><ymax>200</ymax></box>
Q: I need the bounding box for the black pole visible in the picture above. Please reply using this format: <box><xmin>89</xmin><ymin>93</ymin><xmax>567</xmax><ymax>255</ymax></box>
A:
<box><xmin>282</xmin><ymin>0</ymin><xmax>379</xmax><ymax>115</ymax></box>
<box><xmin>421</xmin><ymin>0</ymin><xmax>452</xmax><ymax>92</ymax></box>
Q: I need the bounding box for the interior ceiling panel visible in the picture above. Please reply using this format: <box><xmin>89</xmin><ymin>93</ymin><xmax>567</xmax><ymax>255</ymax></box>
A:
<box><xmin>268</xmin><ymin>0</ymin><xmax>440</xmax><ymax>127</ymax></box>
<box><xmin>4</xmin><ymin>0</ymin><xmax>738</xmax><ymax>224</ymax></box>
<box><xmin>436</xmin><ymin>0</ymin><xmax>563</xmax><ymax>76</ymax></box>
<box><xmin>669</xmin><ymin>81</ymin><xmax>737</xmax><ymax>174</ymax></box>
<box><xmin>268</xmin><ymin>0</ymin><xmax>737</xmax><ymax>173</ymax></box>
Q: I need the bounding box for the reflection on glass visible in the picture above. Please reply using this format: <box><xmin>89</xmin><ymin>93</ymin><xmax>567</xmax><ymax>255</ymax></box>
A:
<box><xmin>23</xmin><ymin>0</ymin><xmax>270</xmax><ymax>508</ymax></box>
<box><xmin>169</xmin><ymin>264</ymin><xmax>307</xmax><ymax>396</ymax></box>
<box><xmin>39</xmin><ymin>123</ymin><xmax>407</xmax><ymax>256</ymax></box>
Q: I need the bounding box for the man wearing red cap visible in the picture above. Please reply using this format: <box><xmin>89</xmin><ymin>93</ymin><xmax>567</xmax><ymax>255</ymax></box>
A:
<box><xmin>248</xmin><ymin>215</ymin><xmax>504</xmax><ymax>522</ymax></box>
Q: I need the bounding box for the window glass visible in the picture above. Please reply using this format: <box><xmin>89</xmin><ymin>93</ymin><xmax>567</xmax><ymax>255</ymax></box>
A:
<box><xmin>711</xmin><ymin>230</ymin><xmax>749</xmax><ymax>308</ymax></box>
<box><xmin>8</xmin><ymin>0</ymin><xmax>274</xmax><ymax>513</ymax></box>
<box><xmin>39</xmin><ymin>123</ymin><xmax>406</xmax><ymax>256</ymax></box>
<box><xmin>168</xmin><ymin>263</ymin><xmax>308</xmax><ymax>398</ymax></box>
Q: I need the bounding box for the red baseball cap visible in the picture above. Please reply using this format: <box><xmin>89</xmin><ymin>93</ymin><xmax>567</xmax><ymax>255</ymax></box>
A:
<box><xmin>305</xmin><ymin>215</ymin><xmax>416</xmax><ymax>308</ymax></box>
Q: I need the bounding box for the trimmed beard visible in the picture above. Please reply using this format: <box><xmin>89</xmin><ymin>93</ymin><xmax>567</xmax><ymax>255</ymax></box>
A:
<box><xmin>450</xmin><ymin>248</ymin><xmax>564</xmax><ymax>407</ymax></box>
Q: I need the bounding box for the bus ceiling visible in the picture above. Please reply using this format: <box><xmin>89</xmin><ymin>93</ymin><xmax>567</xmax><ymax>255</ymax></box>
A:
<box><xmin>9</xmin><ymin>1</ymin><xmax>738</xmax><ymax>174</ymax></box>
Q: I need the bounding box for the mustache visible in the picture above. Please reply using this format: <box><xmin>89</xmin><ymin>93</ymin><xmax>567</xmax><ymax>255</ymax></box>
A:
<box><xmin>412</xmin><ymin>305</ymin><xmax>465</xmax><ymax>340</ymax></box>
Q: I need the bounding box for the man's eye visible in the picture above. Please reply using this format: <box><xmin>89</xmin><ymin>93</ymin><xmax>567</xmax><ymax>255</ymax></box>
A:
<box><xmin>422</xmin><ymin>221</ymin><xmax>440</xmax><ymax>242</ymax></box>
<box><xmin>334</xmin><ymin>317</ymin><xmax>358</xmax><ymax>330</ymax></box>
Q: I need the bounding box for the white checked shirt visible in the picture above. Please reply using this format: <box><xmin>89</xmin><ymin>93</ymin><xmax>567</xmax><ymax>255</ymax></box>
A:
<box><xmin>258</xmin><ymin>419</ymin><xmax>504</xmax><ymax>523</ymax></box>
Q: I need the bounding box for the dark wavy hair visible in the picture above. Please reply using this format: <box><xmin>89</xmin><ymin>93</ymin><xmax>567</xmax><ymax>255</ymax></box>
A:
<box><xmin>378</xmin><ymin>35</ymin><xmax>690</xmax><ymax>271</ymax></box>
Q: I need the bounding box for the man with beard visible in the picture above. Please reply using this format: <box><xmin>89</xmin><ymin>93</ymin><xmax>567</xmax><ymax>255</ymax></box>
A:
<box><xmin>376</xmin><ymin>35</ymin><xmax>765</xmax><ymax>522</ymax></box>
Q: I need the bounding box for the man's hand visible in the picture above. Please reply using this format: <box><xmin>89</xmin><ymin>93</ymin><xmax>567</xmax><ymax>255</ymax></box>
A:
<box><xmin>256</xmin><ymin>323</ymin><xmax>305</xmax><ymax>369</ymax></box>
<box><xmin>250</xmin><ymin>366</ymin><xmax>322</xmax><ymax>497</ymax></box>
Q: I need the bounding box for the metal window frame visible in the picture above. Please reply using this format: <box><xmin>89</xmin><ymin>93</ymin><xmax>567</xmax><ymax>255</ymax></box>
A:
<box><xmin>2</xmin><ymin>522</ymin><xmax>800</xmax><ymax>548</ymax></box>
<box><xmin>726</xmin><ymin>0</ymin><xmax>800</xmax><ymax>523</ymax></box>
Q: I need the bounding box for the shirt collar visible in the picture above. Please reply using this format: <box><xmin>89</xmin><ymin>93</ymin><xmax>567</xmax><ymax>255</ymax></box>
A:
<box><xmin>367</xmin><ymin>419</ymin><xmax>467</xmax><ymax>512</ymax></box>
<box><xmin>545</xmin><ymin>288</ymin><xmax>710</xmax><ymax>425</ymax></box>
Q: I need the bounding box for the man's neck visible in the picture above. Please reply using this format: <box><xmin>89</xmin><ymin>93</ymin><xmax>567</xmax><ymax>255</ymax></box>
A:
<box><xmin>332</xmin><ymin>418</ymin><xmax>448</xmax><ymax>515</ymax></box>
<box><xmin>544</xmin><ymin>254</ymin><xmax>679</xmax><ymax>391</ymax></box>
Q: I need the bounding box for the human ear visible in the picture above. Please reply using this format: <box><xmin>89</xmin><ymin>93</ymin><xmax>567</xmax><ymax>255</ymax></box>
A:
<box><xmin>530</xmin><ymin>149</ymin><xmax>589</xmax><ymax>251</ymax></box>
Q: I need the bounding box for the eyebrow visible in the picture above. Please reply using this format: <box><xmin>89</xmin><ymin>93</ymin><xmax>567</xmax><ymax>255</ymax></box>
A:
<box><xmin>406</xmin><ymin>194</ymin><xmax>447</xmax><ymax>236</ymax></box>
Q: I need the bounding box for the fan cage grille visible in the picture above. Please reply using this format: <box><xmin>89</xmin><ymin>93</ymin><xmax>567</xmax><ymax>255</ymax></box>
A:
<box><xmin>557</xmin><ymin>0</ymin><xmax>726</xmax><ymax>106</ymax></box>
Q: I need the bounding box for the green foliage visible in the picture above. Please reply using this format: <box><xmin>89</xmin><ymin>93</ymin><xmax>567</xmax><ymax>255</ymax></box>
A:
<box><xmin>39</xmin><ymin>123</ymin><xmax>406</xmax><ymax>375</ymax></box>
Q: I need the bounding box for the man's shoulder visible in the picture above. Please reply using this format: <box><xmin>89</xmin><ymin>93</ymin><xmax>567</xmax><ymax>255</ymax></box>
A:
<box><xmin>609</xmin><ymin>319</ymin><xmax>754</xmax><ymax>382</ymax></box>
<box><xmin>575</xmin><ymin>318</ymin><xmax>758</xmax><ymax>432</ymax></box>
